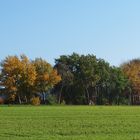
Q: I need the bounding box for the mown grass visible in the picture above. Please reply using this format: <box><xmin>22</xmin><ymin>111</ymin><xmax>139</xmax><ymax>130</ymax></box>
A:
<box><xmin>0</xmin><ymin>106</ymin><xmax>140</xmax><ymax>140</ymax></box>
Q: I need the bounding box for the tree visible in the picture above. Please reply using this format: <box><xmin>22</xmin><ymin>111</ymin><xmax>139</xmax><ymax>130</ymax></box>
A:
<box><xmin>55</xmin><ymin>53</ymin><xmax>100</xmax><ymax>104</ymax></box>
<box><xmin>109</xmin><ymin>67</ymin><xmax>129</xmax><ymax>105</ymax></box>
<box><xmin>32</xmin><ymin>58</ymin><xmax>61</xmax><ymax>103</ymax></box>
<box><xmin>121</xmin><ymin>59</ymin><xmax>140</xmax><ymax>104</ymax></box>
<box><xmin>54</xmin><ymin>63</ymin><xmax>74</xmax><ymax>104</ymax></box>
<box><xmin>95</xmin><ymin>59</ymin><xmax>111</xmax><ymax>104</ymax></box>
<box><xmin>0</xmin><ymin>55</ymin><xmax>36</xmax><ymax>103</ymax></box>
<box><xmin>77</xmin><ymin>54</ymin><xmax>100</xmax><ymax>104</ymax></box>
<box><xmin>121</xmin><ymin>59</ymin><xmax>140</xmax><ymax>95</ymax></box>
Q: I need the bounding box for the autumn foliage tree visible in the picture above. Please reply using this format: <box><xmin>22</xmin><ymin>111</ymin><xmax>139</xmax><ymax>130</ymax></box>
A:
<box><xmin>121</xmin><ymin>59</ymin><xmax>140</xmax><ymax>95</ymax></box>
<box><xmin>0</xmin><ymin>55</ymin><xmax>36</xmax><ymax>103</ymax></box>
<box><xmin>32</xmin><ymin>58</ymin><xmax>61</xmax><ymax>103</ymax></box>
<box><xmin>0</xmin><ymin>55</ymin><xmax>61</xmax><ymax>104</ymax></box>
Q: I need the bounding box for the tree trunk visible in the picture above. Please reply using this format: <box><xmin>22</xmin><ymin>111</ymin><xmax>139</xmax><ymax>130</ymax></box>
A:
<box><xmin>117</xmin><ymin>95</ymin><xmax>120</xmax><ymax>105</ymax></box>
<box><xmin>25</xmin><ymin>96</ymin><xmax>28</xmax><ymax>104</ymax></box>
<box><xmin>58</xmin><ymin>84</ymin><xmax>63</xmax><ymax>104</ymax></box>
<box><xmin>85</xmin><ymin>87</ymin><xmax>90</xmax><ymax>105</ymax></box>
<box><xmin>99</xmin><ymin>86</ymin><xmax>102</xmax><ymax>105</ymax></box>
<box><xmin>18</xmin><ymin>95</ymin><xmax>22</xmax><ymax>104</ymax></box>
<box><xmin>129</xmin><ymin>89</ymin><xmax>132</xmax><ymax>105</ymax></box>
<box><xmin>42</xmin><ymin>92</ymin><xmax>46</xmax><ymax>104</ymax></box>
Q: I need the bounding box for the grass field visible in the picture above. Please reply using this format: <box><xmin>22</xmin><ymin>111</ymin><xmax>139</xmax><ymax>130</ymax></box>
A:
<box><xmin>0</xmin><ymin>106</ymin><xmax>140</xmax><ymax>140</ymax></box>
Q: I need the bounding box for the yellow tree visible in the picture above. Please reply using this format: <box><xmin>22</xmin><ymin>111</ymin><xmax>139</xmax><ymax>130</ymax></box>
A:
<box><xmin>0</xmin><ymin>55</ymin><xmax>36</xmax><ymax>103</ymax></box>
<box><xmin>121</xmin><ymin>59</ymin><xmax>140</xmax><ymax>94</ymax></box>
<box><xmin>18</xmin><ymin>55</ymin><xmax>37</xmax><ymax>102</ymax></box>
<box><xmin>32</xmin><ymin>58</ymin><xmax>61</xmax><ymax>103</ymax></box>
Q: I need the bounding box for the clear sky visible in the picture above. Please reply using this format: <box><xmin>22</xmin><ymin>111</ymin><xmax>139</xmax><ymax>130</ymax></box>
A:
<box><xmin>0</xmin><ymin>0</ymin><xmax>140</xmax><ymax>66</ymax></box>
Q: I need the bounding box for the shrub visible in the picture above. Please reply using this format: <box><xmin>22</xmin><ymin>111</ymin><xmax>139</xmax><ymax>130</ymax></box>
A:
<box><xmin>31</xmin><ymin>96</ymin><xmax>40</xmax><ymax>105</ymax></box>
<box><xmin>8</xmin><ymin>93</ymin><xmax>16</xmax><ymax>104</ymax></box>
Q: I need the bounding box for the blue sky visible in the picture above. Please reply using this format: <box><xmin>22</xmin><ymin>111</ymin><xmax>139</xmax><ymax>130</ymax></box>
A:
<box><xmin>0</xmin><ymin>0</ymin><xmax>140</xmax><ymax>66</ymax></box>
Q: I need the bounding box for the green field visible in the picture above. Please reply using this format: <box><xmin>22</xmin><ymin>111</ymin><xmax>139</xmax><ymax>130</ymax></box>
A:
<box><xmin>0</xmin><ymin>106</ymin><xmax>140</xmax><ymax>140</ymax></box>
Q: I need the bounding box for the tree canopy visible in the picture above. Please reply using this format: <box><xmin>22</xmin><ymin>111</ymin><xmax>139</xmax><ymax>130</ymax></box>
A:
<box><xmin>0</xmin><ymin>55</ymin><xmax>61</xmax><ymax>104</ymax></box>
<box><xmin>54</xmin><ymin>53</ymin><xmax>129</xmax><ymax>105</ymax></box>
<box><xmin>0</xmin><ymin>53</ymin><xmax>139</xmax><ymax>105</ymax></box>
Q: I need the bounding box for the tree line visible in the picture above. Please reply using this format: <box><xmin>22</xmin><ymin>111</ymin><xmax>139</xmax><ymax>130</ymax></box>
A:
<box><xmin>0</xmin><ymin>53</ymin><xmax>140</xmax><ymax>105</ymax></box>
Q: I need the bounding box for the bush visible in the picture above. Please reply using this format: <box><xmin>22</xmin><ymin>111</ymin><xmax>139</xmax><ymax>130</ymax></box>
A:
<box><xmin>30</xmin><ymin>96</ymin><xmax>40</xmax><ymax>105</ymax></box>
<box><xmin>8</xmin><ymin>93</ymin><xmax>16</xmax><ymax>104</ymax></box>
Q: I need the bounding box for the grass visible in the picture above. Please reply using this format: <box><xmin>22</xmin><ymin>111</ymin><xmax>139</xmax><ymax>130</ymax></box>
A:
<box><xmin>0</xmin><ymin>106</ymin><xmax>140</xmax><ymax>140</ymax></box>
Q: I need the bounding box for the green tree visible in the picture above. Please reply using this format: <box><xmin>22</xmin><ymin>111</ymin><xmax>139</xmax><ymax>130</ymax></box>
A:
<box><xmin>54</xmin><ymin>63</ymin><xmax>74</xmax><ymax>104</ymax></box>
<box><xmin>55</xmin><ymin>53</ymin><xmax>100</xmax><ymax>104</ymax></box>
<box><xmin>109</xmin><ymin>67</ymin><xmax>129</xmax><ymax>105</ymax></box>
